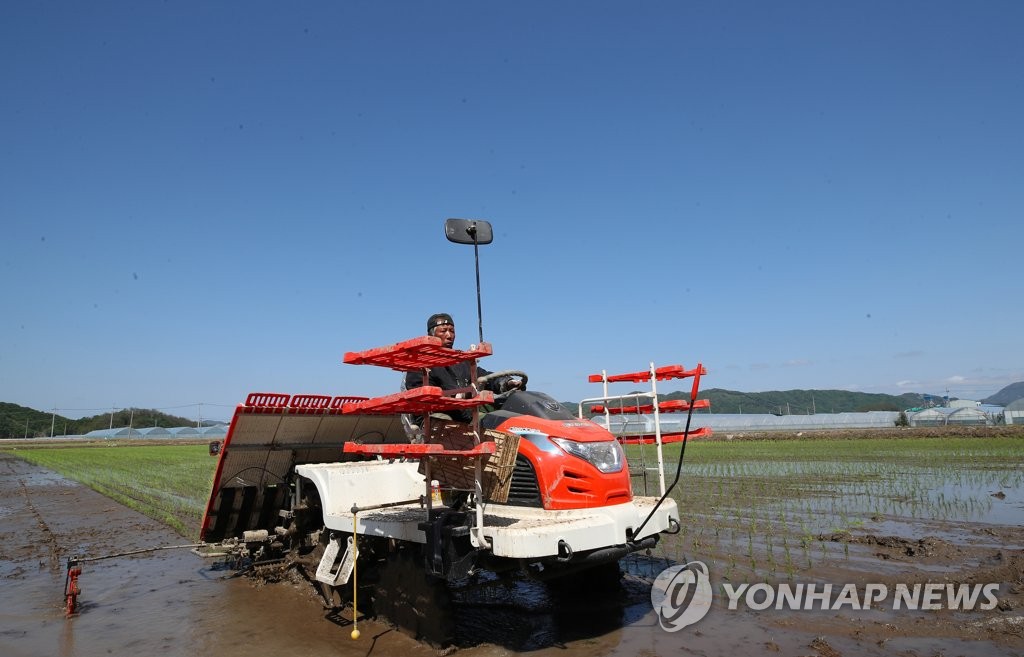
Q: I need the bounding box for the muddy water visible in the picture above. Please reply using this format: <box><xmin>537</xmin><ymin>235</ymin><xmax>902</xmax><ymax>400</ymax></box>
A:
<box><xmin>0</xmin><ymin>454</ymin><xmax>434</xmax><ymax>657</ymax></box>
<box><xmin>2</xmin><ymin>453</ymin><xmax>1022</xmax><ymax>657</ymax></box>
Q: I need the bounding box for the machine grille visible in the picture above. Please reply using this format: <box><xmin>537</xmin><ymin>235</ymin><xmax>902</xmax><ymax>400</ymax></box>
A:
<box><xmin>505</xmin><ymin>454</ymin><xmax>542</xmax><ymax>507</ymax></box>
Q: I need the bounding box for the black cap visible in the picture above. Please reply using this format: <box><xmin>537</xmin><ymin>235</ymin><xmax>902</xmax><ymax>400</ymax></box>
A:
<box><xmin>427</xmin><ymin>313</ymin><xmax>454</xmax><ymax>334</ymax></box>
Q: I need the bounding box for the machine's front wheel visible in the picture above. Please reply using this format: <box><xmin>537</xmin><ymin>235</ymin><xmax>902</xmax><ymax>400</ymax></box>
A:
<box><xmin>293</xmin><ymin>529</ymin><xmax>354</xmax><ymax>608</ymax></box>
<box><xmin>546</xmin><ymin>560</ymin><xmax>624</xmax><ymax>597</ymax></box>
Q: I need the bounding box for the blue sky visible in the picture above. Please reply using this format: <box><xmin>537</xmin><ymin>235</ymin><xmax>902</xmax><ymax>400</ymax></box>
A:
<box><xmin>2</xmin><ymin>2</ymin><xmax>1021</xmax><ymax>422</ymax></box>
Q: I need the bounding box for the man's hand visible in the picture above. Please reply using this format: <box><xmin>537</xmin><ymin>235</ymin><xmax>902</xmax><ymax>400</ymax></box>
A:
<box><xmin>503</xmin><ymin>377</ymin><xmax>525</xmax><ymax>392</ymax></box>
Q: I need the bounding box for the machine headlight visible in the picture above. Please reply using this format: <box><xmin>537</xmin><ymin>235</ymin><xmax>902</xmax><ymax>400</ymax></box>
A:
<box><xmin>550</xmin><ymin>437</ymin><xmax>625</xmax><ymax>473</ymax></box>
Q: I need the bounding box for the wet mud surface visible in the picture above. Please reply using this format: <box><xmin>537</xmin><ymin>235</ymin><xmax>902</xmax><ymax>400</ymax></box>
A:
<box><xmin>2</xmin><ymin>451</ymin><xmax>1023</xmax><ymax>657</ymax></box>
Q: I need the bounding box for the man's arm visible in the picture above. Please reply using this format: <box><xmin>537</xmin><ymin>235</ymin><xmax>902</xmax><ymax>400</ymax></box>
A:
<box><xmin>404</xmin><ymin>369</ymin><xmax>428</xmax><ymax>391</ymax></box>
<box><xmin>475</xmin><ymin>365</ymin><xmax>524</xmax><ymax>393</ymax></box>
<box><xmin>475</xmin><ymin>364</ymin><xmax>503</xmax><ymax>393</ymax></box>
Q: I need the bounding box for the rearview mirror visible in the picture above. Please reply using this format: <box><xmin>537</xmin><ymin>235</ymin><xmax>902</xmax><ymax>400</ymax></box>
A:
<box><xmin>445</xmin><ymin>218</ymin><xmax>493</xmax><ymax>245</ymax></box>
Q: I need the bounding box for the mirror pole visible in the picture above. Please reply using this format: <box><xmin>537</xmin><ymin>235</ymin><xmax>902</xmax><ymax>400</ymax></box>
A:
<box><xmin>470</xmin><ymin>223</ymin><xmax>484</xmax><ymax>344</ymax></box>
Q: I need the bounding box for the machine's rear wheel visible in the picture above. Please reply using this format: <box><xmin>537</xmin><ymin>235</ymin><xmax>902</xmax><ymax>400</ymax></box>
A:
<box><xmin>371</xmin><ymin>547</ymin><xmax>455</xmax><ymax>647</ymax></box>
<box><xmin>546</xmin><ymin>560</ymin><xmax>623</xmax><ymax>597</ymax></box>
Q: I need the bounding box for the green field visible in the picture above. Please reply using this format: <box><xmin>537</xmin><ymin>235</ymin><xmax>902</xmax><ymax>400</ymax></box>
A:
<box><xmin>8</xmin><ymin>444</ymin><xmax>216</xmax><ymax>537</ymax></box>
<box><xmin>5</xmin><ymin>435</ymin><xmax>1023</xmax><ymax>557</ymax></box>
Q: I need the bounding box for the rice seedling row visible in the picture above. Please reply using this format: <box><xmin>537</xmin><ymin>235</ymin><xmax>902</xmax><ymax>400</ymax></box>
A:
<box><xmin>631</xmin><ymin>436</ymin><xmax>1024</xmax><ymax>583</ymax></box>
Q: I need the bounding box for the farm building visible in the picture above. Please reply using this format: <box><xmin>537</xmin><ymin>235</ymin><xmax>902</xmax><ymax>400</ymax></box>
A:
<box><xmin>83</xmin><ymin>424</ymin><xmax>227</xmax><ymax>439</ymax></box>
<box><xmin>84</xmin><ymin>427</ymin><xmax>138</xmax><ymax>439</ymax></box>
<box><xmin>1006</xmin><ymin>399</ymin><xmax>1024</xmax><ymax>425</ymax></box>
<box><xmin>596</xmin><ymin>411</ymin><xmax>901</xmax><ymax>435</ymax></box>
<box><xmin>908</xmin><ymin>407</ymin><xmax>992</xmax><ymax>427</ymax></box>
<box><xmin>946</xmin><ymin>401</ymin><xmax>1005</xmax><ymax>424</ymax></box>
<box><xmin>978</xmin><ymin>404</ymin><xmax>1006</xmax><ymax>424</ymax></box>
<box><xmin>164</xmin><ymin>424</ymin><xmax>227</xmax><ymax>438</ymax></box>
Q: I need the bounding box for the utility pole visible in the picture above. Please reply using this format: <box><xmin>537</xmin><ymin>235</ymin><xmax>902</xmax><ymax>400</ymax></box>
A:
<box><xmin>50</xmin><ymin>408</ymin><xmax>56</xmax><ymax>438</ymax></box>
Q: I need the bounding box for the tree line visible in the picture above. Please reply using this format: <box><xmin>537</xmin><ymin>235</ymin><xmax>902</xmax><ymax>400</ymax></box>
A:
<box><xmin>568</xmin><ymin>388</ymin><xmax>924</xmax><ymax>417</ymax></box>
<box><xmin>0</xmin><ymin>403</ymin><xmax>201</xmax><ymax>439</ymax></box>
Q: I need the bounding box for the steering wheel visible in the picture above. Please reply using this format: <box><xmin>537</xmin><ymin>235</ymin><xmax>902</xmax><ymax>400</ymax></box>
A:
<box><xmin>477</xmin><ymin>370</ymin><xmax>529</xmax><ymax>400</ymax></box>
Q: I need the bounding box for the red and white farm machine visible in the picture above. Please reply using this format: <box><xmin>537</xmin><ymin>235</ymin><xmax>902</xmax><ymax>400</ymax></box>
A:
<box><xmin>61</xmin><ymin>219</ymin><xmax>709</xmax><ymax>645</ymax></box>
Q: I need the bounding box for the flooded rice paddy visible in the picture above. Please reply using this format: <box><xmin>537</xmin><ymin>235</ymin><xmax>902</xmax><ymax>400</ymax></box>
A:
<box><xmin>2</xmin><ymin>430</ymin><xmax>1023</xmax><ymax>656</ymax></box>
<box><xmin>642</xmin><ymin>435</ymin><xmax>1024</xmax><ymax>578</ymax></box>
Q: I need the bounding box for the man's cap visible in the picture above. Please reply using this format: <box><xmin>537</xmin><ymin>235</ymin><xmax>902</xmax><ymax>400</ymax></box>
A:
<box><xmin>427</xmin><ymin>313</ymin><xmax>454</xmax><ymax>334</ymax></box>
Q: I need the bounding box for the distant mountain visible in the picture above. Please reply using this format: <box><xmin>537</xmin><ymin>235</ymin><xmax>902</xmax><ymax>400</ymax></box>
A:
<box><xmin>983</xmin><ymin>381</ymin><xmax>1024</xmax><ymax>406</ymax></box>
<box><xmin>568</xmin><ymin>388</ymin><xmax>927</xmax><ymax>416</ymax></box>
<box><xmin>692</xmin><ymin>388</ymin><xmax>923</xmax><ymax>414</ymax></box>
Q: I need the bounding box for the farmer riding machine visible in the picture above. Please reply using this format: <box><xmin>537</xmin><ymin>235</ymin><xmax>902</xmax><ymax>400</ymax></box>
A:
<box><xmin>198</xmin><ymin>219</ymin><xmax>706</xmax><ymax>644</ymax></box>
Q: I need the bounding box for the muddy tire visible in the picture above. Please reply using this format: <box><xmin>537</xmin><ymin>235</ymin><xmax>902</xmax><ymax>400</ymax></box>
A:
<box><xmin>371</xmin><ymin>547</ymin><xmax>455</xmax><ymax>647</ymax></box>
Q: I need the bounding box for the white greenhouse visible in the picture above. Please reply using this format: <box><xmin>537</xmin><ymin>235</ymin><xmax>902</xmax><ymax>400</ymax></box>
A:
<box><xmin>908</xmin><ymin>407</ymin><xmax>992</xmax><ymax>427</ymax></box>
<box><xmin>1005</xmin><ymin>399</ymin><xmax>1024</xmax><ymax>425</ymax></box>
<box><xmin>595</xmin><ymin>411</ymin><xmax>901</xmax><ymax>435</ymax></box>
<box><xmin>82</xmin><ymin>425</ymin><xmax>227</xmax><ymax>439</ymax></box>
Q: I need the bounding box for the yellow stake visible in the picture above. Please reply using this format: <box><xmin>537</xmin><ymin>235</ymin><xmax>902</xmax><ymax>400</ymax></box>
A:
<box><xmin>350</xmin><ymin>512</ymin><xmax>360</xmax><ymax>640</ymax></box>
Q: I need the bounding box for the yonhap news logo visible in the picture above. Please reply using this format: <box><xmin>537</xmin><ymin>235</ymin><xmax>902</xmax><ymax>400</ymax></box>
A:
<box><xmin>651</xmin><ymin>561</ymin><xmax>1001</xmax><ymax>631</ymax></box>
<box><xmin>721</xmin><ymin>581</ymin><xmax>1001</xmax><ymax>611</ymax></box>
<box><xmin>650</xmin><ymin>561</ymin><xmax>713</xmax><ymax>631</ymax></box>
